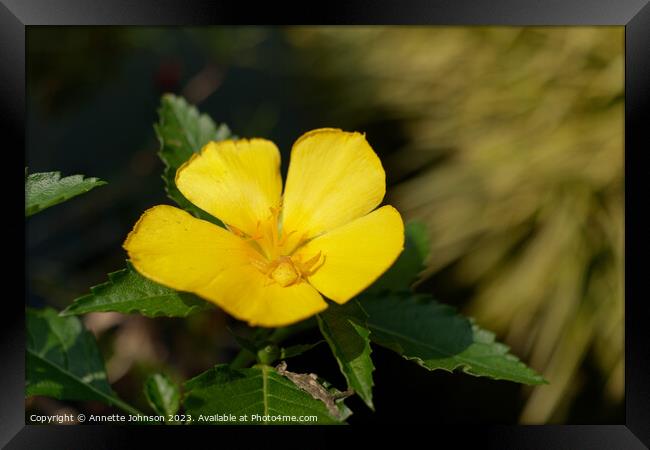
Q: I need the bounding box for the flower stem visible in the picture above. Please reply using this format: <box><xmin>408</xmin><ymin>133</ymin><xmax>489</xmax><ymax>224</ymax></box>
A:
<box><xmin>229</xmin><ymin>349</ymin><xmax>256</xmax><ymax>369</ymax></box>
<box><xmin>229</xmin><ymin>318</ymin><xmax>317</xmax><ymax>369</ymax></box>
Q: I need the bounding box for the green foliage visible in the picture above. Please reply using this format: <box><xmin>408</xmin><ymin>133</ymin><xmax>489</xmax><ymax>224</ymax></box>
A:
<box><xmin>318</xmin><ymin>301</ymin><xmax>375</xmax><ymax>410</ymax></box>
<box><xmin>25</xmin><ymin>170</ymin><xmax>106</xmax><ymax>216</ymax></box>
<box><xmin>26</xmin><ymin>92</ymin><xmax>548</xmax><ymax>426</ymax></box>
<box><xmin>230</xmin><ymin>326</ymin><xmax>323</xmax><ymax>366</ymax></box>
<box><xmin>144</xmin><ymin>373</ymin><xmax>181</xmax><ymax>417</ymax></box>
<box><xmin>370</xmin><ymin>221</ymin><xmax>430</xmax><ymax>293</ymax></box>
<box><xmin>27</xmin><ymin>307</ymin><xmax>115</xmax><ymax>402</ymax></box>
<box><xmin>61</xmin><ymin>262</ymin><xmax>212</xmax><ymax>318</ymax></box>
<box><xmin>183</xmin><ymin>364</ymin><xmax>351</xmax><ymax>424</ymax></box>
<box><xmin>280</xmin><ymin>342</ymin><xmax>323</xmax><ymax>360</ymax></box>
<box><xmin>256</xmin><ymin>344</ymin><xmax>281</xmax><ymax>365</ymax></box>
<box><xmin>362</xmin><ymin>293</ymin><xmax>546</xmax><ymax>385</ymax></box>
<box><xmin>155</xmin><ymin>93</ymin><xmax>232</xmax><ymax>225</ymax></box>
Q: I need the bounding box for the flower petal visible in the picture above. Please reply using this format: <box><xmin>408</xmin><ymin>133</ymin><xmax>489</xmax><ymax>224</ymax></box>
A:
<box><xmin>175</xmin><ymin>138</ymin><xmax>282</xmax><ymax>236</ymax></box>
<box><xmin>196</xmin><ymin>266</ymin><xmax>327</xmax><ymax>327</ymax></box>
<box><xmin>124</xmin><ymin>204</ymin><xmax>327</xmax><ymax>327</ymax></box>
<box><xmin>282</xmin><ymin>128</ymin><xmax>386</xmax><ymax>239</ymax></box>
<box><xmin>295</xmin><ymin>205</ymin><xmax>404</xmax><ymax>304</ymax></box>
<box><xmin>123</xmin><ymin>205</ymin><xmax>250</xmax><ymax>292</ymax></box>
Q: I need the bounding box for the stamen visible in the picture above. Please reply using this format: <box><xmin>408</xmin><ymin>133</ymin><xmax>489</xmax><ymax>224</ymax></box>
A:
<box><xmin>278</xmin><ymin>229</ymin><xmax>297</xmax><ymax>247</ymax></box>
<box><xmin>241</xmin><ymin>204</ymin><xmax>325</xmax><ymax>287</ymax></box>
<box><xmin>297</xmin><ymin>252</ymin><xmax>325</xmax><ymax>277</ymax></box>
<box><xmin>301</xmin><ymin>252</ymin><xmax>321</xmax><ymax>271</ymax></box>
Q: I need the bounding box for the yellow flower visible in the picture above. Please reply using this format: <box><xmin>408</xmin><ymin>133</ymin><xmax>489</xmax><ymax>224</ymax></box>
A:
<box><xmin>124</xmin><ymin>128</ymin><xmax>404</xmax><ymax>327</ymax></box>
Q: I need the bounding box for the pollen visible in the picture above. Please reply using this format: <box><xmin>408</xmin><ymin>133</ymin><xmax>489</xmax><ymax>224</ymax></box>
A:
<box><xmin>270</xmin><ymin>258</ymin><xmax>300</xmax><ymax>287</ymax></box>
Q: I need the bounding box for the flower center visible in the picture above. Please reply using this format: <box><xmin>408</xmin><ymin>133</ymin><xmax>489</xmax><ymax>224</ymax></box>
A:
<box><xmin>230</xmin><ymin>205</ymin><xmax>324</xmax><ymax>288</ymax></box>
<box><xmin>269</xmin><ymin>257</ymin><xmax>300</xmax><ymax>287</ymax></box>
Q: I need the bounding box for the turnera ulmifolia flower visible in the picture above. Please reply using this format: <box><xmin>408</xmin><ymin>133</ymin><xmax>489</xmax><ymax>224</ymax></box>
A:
<box><xmin>124</xmin><ymin>129</ymin><xmax>404</xmax><ymax>327</ymax></box>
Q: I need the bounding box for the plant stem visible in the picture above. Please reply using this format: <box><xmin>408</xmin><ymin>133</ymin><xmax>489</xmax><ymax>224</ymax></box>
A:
<box><xmin>229</xmin><ymin>349</ymin><xmax>256</xmax><ymax>369</ymax></box>
<box><xmin>229</xmin><ymin>318</ymin><xmax>317</xmax><ymax>369</ymax></box>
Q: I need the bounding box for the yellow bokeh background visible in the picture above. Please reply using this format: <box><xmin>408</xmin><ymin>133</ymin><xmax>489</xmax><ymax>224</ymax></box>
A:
<box><xmin>285</xmin><ymin>27</ymin><xmax>623</xmax><ymax>423</ymax></box>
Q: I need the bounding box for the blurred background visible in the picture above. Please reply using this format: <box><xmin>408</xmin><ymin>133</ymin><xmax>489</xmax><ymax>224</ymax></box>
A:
<box><xmin>25</xmin><ymin>26</ymin><xmax>623</xmax><ymax>424</ymax></box>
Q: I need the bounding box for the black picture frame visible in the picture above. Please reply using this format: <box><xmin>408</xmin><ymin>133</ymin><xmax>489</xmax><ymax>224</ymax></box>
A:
<box><xmin>5</xmin><ymin>0</ymin><xmax>649</xmax><ymax>447</ymax></box>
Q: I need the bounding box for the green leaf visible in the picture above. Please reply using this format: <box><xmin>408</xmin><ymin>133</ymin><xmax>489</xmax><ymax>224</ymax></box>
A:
<box><xmin>155</xmin><ymin>93</ymin><xmax>232</xmax><ymax>225</ymax></box>
<box><xmin>25</xmin><ymin>171</ymin><xmax>106</xmax><ymax>216</ymax></box>
<box><xmin>318</xmin><ymin>301</ymin><xmax>375</xmax><ymax>410</ymax></box>
<box><xmin>184</xmin><ymin>364</ymin><xmax>351</xmax><ymax>424</ymax></box>
<box><xmin>369</xmin><ymin>221</ymin><xmax>430</xmax><ymax>293</ymax></box>
<box><xmin>27</xmin><ymin>307</ymin><xmax>114</xmax><ymax>402</ymax></box>
<box><xmin>362</xmin><ymin>293</ymin><xmax>546</xmax><ymax>385</ymax></box>
<box><xmin>144</xmin><ymin>373</ymin><xmax>180</xmax><ymax>417</ymax></box>
<box><xmin>280</xmin><ymin>341</ymin><xmax>324</xmax><ymax>360</ymax></box>
<box><xmin>61</xmin><ymin>262</ymin><xmax>213</xmax><ymax>318</ymax></box>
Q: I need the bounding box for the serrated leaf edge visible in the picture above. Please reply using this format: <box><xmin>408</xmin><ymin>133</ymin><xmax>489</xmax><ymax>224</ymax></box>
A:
<box><xmin>365</xmin><ymin>293</ymin><xmax>547</xmax><ymax>385</ymax></box>
<box><xmin>60</xmin><ymin>262</ymin><xmax>210</xmax><ymax>318</ymax></box>
<box><xmin>25</xmin><ymin>171</ymin><xmax>107</xmax><ymax>216</ymax></box>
